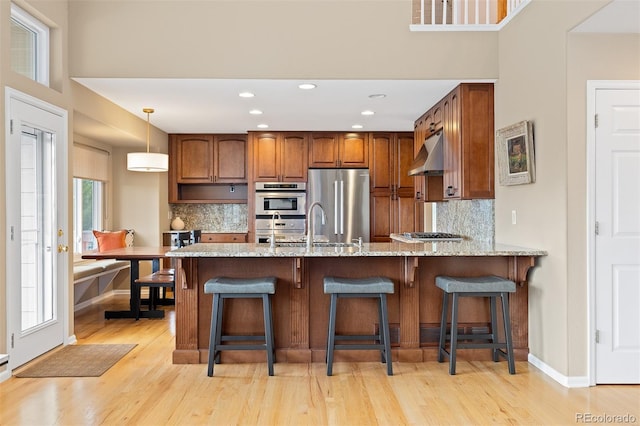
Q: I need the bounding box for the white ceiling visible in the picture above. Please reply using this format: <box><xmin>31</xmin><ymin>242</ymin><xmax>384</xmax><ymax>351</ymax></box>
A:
<box><xmin>73</xmin><ymin>78</ymin><xmax>471</xmax><ymax>147</ymax></box>
<box><xmin>72</xmin><ymin>0</ymin><xmax>638</xmax><ymax>148</ymax></box>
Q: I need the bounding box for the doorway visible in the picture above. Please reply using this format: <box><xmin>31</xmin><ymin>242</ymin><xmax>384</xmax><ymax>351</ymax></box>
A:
<box><xmin>5</xmin><ymin>88</ymin><xmax>69</xmax><ymax>370</ymax></box>
<box><xmin>588</xmin><ymin>81</ymin><xmax>640</xmax><ymax>384</ymax></box>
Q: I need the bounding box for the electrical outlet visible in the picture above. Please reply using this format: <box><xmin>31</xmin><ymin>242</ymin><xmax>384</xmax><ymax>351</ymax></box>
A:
<box><xmin>511</xmin><ymin>210</ymin><xmax>517</xmax><ymax>225</ymax></box>
<box><xmin>168</xmin><ymin>211</ymin><xmax>172</xmax><ymax>220</ymax></box>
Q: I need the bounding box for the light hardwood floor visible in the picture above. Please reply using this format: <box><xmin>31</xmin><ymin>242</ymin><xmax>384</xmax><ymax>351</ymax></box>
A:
<box><xmin>1</xmin><ymin>295</ymin><xmax>638</xmax><ymax>425</ymax></box>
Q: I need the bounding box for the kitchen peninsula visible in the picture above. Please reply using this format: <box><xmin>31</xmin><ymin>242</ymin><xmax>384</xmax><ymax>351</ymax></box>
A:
<box><xmin>166</xmin><ymin>241</ymin><xmax>546</xmax><ymax>365</ymax></box>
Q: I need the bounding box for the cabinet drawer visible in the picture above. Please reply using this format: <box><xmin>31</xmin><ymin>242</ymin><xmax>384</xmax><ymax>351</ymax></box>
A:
<box><xmin>201</xmin><ymin>233</ymin><xmax>247</xmax><ymax>243</ymax></box>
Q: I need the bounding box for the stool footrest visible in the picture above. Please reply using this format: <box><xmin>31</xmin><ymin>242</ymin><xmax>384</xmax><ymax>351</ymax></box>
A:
<box><xmin>221</xmin><ymin>335</ymin><xmax>267</xmax><ymax>342</ymax></box>
<box><xmin>335</xmin><ymin>335</ymin><xmax>380</xmax><ymax>341</ymax></box>
<box><xmin>213</xmin><ymin>344</ymin><xmax>268</xmax><ymax>351</ymax></box>
<box><xmin>335</xmin><ymin>344</ymin><xmax>385</xmax><ymax>350</ymax></box>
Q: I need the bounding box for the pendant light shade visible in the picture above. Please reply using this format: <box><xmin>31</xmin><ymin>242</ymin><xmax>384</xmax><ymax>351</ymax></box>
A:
<box><xmin>127</xmin><ymin>108</ymin><xmax>169</xmax><ymax>172</ymax></box>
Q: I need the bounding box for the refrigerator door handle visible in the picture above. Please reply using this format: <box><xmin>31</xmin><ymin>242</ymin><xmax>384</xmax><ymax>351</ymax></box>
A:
<box><xmin>340</xmin><ymin>180</ymin><xmax>344</xmax><ymax>234</ymax></box>
<box><xmin>334</xmin><ymin>180</ymin><xmax>339</xmax><ymax>235</ymax></box>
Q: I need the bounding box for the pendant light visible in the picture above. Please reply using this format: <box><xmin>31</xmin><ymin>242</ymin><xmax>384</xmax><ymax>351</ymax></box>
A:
<box><xmin>127</xmin><ymin>108</ymin><xmax>169</xmax><ymax>172</ymax></box>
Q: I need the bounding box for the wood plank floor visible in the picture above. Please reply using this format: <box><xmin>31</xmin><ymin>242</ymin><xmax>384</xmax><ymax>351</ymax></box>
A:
<box><xmin>1</xmin><ymin>294</ymin><xmax>638</xmax><ymax>425</ymax></box>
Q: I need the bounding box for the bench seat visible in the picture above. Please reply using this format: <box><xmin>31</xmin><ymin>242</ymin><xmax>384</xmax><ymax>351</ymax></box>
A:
<box><xmin>73</xmin><ymin>259</ymin><xmax>131</xmax><ymax>309</ymax></box>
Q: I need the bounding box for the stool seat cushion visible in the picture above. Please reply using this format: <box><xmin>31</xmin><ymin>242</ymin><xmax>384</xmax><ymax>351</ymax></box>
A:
<box><xmin>436</xmin><ymin>275</ymin><xmax>516</xmax><ymax>293</ymax></box>
<box><xmin>324</xmin><ymin>276</ymin><xmax>394</xmax><ymax>294</ymax></box>
<box><xmin>205</xmin><ymin>276</ymin><xmax>276</xmax><ymax>294</ymax></box>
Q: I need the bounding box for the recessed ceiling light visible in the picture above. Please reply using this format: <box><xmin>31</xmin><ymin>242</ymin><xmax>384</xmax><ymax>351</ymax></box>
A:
<box><xmin>352</xmin><ymin>124</ymin><xmax>363</xmax><ymax>129</ymax></box>
<box><xmin>257</xmin><ymin>123</ymin><xmax>269</xmax><ymax>129</ymax></box>
<box><xmin>368</xmin><ymin>94</ymin><xmax>386</xmax><ymax>99</ymax></box>
<box><xmin>239</xmin><ymin>91</ymin><xmax>255</xmax><ymax>98</ymax></box>
<box><xmin>249</xmin><ymin>109</ymin><xmax>263</xmax><ymax>115</ymax></box>
<box><xmin>298</xmin><ymin>83</ymin><xmax>317</xmax><ymax>90</ymax></box>
<box><xmin>361</xmin><ymin>110</ymin><xmax>375</xmax><ymax>116</ymax></box>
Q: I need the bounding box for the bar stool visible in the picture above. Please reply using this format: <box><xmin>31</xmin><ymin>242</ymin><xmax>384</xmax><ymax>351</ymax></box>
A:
<box><xmin>323</xmin><ymin>276</ymin><xmax>394</xmax><ymax>376</ymax></box>
<box><xmin>132</xmin><ymin>271</ymin><xmax>175</xmax><ymax>320</ymax></box>
<box><xmin>436</xmin><ymin>275</ymin><xmax>516</xmax><ymax>375</ymax></box>
<box><xmin>204</xmin><ymin>276</ymin><xmax>277</xmax><ymax>377</ymax></box>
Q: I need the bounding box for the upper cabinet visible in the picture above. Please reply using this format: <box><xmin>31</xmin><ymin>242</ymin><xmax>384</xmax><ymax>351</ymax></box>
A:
<box><xmin>442</xmin><ymin>83</ymin><xmax>494</xmax><ymax>200</ymax></box>
<box><xmin>308</xmin><ymin>132</ymin><xmax>369</xmax><ymax>168</ymax></box>
<box><xmin>169</xmin><ymin>134</ymin><xmax>248</xmax><ymax>203</ymax></box>
<box><xmin>252</xmin><ymin>132</ymin><xmax>308</xmax><ymax>182</ymax></box>
<box><xmin>414</xmin><ymin>83</ymin><xmax>494</xmax><ymax>201</ymax></box>
<box><xmin>174</xmin><ymin>134</ymin><xmax>246</xmax><ymax>183</ymax></box>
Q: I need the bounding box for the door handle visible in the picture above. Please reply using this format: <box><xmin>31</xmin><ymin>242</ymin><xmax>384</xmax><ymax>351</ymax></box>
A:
<box><xmin>57</xmin><ymin>244</ymin><xmax>69</xmax><ymax>253</ymax></box>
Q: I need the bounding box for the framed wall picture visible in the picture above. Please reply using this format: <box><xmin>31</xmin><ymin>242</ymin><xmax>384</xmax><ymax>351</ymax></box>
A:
<box><xmin>496</xmin><ymin>120</ymin><xmax>535</xmax><ymax>186</ymax></box>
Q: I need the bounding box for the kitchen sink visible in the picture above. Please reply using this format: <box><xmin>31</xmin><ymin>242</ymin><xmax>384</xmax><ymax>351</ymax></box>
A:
<box><xmin>274</xmin><ymin>242</ymin><xmax>357</xmax><ymax>248</ymax></box>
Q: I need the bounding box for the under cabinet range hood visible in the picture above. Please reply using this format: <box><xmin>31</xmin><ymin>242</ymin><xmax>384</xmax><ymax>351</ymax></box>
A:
<box><xmin>408</xmin><ymin>130</ymin><xmax>444</xmax><ymax>176</ymax></box>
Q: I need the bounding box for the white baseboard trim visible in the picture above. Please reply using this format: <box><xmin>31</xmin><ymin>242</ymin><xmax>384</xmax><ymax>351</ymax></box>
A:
<box><xmin>66</xmin><ymin>334</ymin><xmax>77</xmax><ymax>345</ymax></box>
<box><xmin>0</xmin><ymin>369</ymin><xmax>11</xmax><ymax>383</ymax></box>
<box><xmin>528</xmin><ymin>354</ymin><xmax>590</xmax><ymax>388</ymax></box>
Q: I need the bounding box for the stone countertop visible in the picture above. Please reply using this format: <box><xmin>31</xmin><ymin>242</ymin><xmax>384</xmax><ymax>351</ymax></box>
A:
<box><xmin>165</xmin><ymin>241</ymin><xmax>547</xmax><ymax>258</ymax></box>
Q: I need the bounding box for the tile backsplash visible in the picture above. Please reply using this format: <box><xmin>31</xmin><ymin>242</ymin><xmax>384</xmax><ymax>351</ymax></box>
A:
<box><xmin>170</xmin><ymin>204</ymin><xmax>248</xmax><ymax>232</ymax></box>
<box><xmin>435</xmin><ymin>199</ymin><xmax>494</xmax><ymax>242</ymax></box>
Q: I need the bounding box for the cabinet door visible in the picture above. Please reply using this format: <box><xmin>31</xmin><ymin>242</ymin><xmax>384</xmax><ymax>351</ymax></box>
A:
<box><xmin>370</xmin><ymin>133</ymin><xmax>393</xmax><ymax>191</ymax></box>
<box><xmin>396</xmin><ymin>133</ymin><xmax>415</xmax><ymax>191</ymax></box>
<box><xmin>253</xmin><ymin>133</ymin><xmax>280</xmax><ymax>181</ymax></box>
<box><xmin>309</xmin><ymin>133</ymin><xmax>339</xmax><ymax>168</ymax></box>
<box><xmin>280</xmin><ymin>133</ymin><xmax>308</xmax><ymax>181</ymax></box>
<box><xmin>176</xmin><ymin>135</ymin><xmax>214</xmax><ymax>183</ymax></box>
<box><xmin>395</xmin><ymin>192</ymin><xmax>416</xmax><ymax>234</ymax></box>
<box><xmin>460</xmin><ymin>84</ymin><xmax>495</xmax><ymax>199</ymax></box>
<box><xmin>215</xmin><ymin>135</ymin><xmax>247</xmax><ymax>183</ymax></box>
<box><xmin>339</xmin><ymin>133</ymin><xmax>369</xmax><ymax>168</ymax></box>
<box><xmin>201</xmin><ymin>233</ymin><xmax>247</xmax><ymax>243</ymax></box>
<box><xmin>370</xmin><ymin>193</ymin><xmax>392</xmax><ymax>242</ymax></box>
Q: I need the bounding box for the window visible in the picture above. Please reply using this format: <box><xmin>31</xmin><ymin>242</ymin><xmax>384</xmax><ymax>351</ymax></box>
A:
<box><xmin>73</xmin><ymin>178</ymin><xmax>104</xmax><ymax>254</ymax></box>
<box><xmin>10</xmin><ymin>3</ymin><xmax>50</xmax><ymax>86</ymax></box>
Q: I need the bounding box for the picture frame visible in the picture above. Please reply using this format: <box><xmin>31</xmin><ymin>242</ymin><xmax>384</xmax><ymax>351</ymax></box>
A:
<box><xmin>496</xmin><ymin>120</ymin><xmax>535</xmax><ymax>186</ymax></box>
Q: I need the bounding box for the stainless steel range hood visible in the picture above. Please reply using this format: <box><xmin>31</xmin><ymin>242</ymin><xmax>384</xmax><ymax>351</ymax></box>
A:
<box><xmin>408</xmin><ymin>130</ymin><xmax>444</xmax><ymax>176</ymax></box>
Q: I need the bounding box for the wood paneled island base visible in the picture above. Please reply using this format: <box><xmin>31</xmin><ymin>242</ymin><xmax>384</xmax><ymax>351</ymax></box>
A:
<box><xmin>167</xmin><ymin>242</ymin><xmax>545</xmax><ymax>366</ymax></box>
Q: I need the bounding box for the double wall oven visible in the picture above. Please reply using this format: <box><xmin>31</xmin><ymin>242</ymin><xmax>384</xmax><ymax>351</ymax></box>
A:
<box><xmin>255</xmin><ymin>182</ymin><xmax>306</xmax><ymax>243</ymax></box>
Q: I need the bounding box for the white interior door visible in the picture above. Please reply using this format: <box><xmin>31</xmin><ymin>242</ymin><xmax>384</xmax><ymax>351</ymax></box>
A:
<box><xmin>5</xmin><ymin>89</ymin><xmax>69</xmax><ymax>369</ymax></box>
<box><xmin>594</xmin><ymin>86</ymin><xmax>640</xmax><ymax>384</ymax></box>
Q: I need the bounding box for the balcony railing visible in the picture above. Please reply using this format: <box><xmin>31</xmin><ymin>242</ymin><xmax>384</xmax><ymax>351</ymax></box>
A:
<box><xmin>411</xmin><ymin>0</ymin><xmax>530</xmax><ymax>31</ymax></box>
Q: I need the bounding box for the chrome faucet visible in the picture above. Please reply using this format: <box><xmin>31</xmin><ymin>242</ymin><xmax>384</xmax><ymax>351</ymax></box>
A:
<box><xmin>306</xmin><ymin>202</ymin><xmax>327</xmax><ymax>249</ymax></box>
<box><xmin>270</xmin><ymin>211</ymin><xmax>281</xmax><ymax>249</ymax></box>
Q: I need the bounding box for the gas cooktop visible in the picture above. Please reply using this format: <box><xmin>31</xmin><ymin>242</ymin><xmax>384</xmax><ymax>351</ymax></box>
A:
<box><xmin>401</xmin><ymin>232</ymin><xmax>464</xmax><ymax>242</ymax></box>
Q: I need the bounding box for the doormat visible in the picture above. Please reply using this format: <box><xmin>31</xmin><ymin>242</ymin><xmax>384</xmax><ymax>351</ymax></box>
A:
<box><xmin>15</xmin><ymin>344</ymin><xmax>137</xmax><ymax>378</ymax></box>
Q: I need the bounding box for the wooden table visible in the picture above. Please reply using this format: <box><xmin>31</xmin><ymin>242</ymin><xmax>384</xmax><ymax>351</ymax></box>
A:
<box><xmin>83</xmin><ymin>246</ymin><xmax>173</xmax><ymax>319</ymax></box>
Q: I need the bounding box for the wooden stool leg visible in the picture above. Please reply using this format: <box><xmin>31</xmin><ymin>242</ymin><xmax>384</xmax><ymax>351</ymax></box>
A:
<box><xmin>501</xmin><ymin>292</ymin><xmax>516</xmax><ymax>374</ymax></box>
<box><xmin>326</xmin><ymin>293</ymin><xmax>338</xmax><ymax>376</ymax></box>
<box><xmin>438</xmin><ymin>292</ymin><xmax>449</xmax><ymax>363</ymax></box>
<box><xmin>379</xmin><ymin>294</ymin><xmax>393</xmax><ymax>376</ymax></box>
<box><xmin>449</xmin><ymin>293</ymin><xmax>459</xmax><ymax>375</ymax></box>
<box><xmin>262</xmin><ymin>294</ymin><xmax>275</xmax><ymax>376</ymax></box>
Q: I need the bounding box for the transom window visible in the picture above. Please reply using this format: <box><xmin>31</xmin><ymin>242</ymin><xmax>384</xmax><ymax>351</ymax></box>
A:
<box><xmin>10</xmin><ymin>2</ymin><xmax>50</xmax><ymax>86</ymax></box>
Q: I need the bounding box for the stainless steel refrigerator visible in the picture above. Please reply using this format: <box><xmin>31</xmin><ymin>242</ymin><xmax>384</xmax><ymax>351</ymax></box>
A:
<box><xmin>307</xmin><ymin>168</ymin><xmax>370</xmax><ymax>243</ymax></box>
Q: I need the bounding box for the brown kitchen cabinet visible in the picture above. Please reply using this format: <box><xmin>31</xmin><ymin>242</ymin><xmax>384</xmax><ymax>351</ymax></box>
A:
<box><xmin>173</xmin><ymin>134</ymin><xmax>247</xmax><ymax>184</ymax></box>
<box><xmin>442</xmin><ymin>83</ymin><xmax>494</xmax><ymax>199</ymax></box>
<box><xmin>370</xmin><ymin>132</ymin><xmax>416</xmax><ymax>241</ymax></box>
<box><xmin>413</xmin><ymin>83</ymin><xmax>494</xmax><ymax>201</ymax></box>
<box><xmin>308</xmin><ymin>132</ymin><xmax>369</xmax><ymax>168</ymax></box>
<box><xmin>201</xmin><ymin>233</ymin><xmax>247</xmax><ymax>243</ymax></box>
<box><xmin>169</xmin><ymin>134</ymin><xmax>248</xmax><ymax>203</ymax></box>
<box><xmin>251</xmin><ymin>132</ymin><xmax>308</xmax><ymax>182</ymax></box>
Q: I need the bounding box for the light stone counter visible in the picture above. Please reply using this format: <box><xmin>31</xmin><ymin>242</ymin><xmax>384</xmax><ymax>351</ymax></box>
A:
<box><xmin>166</xmin><ymin>241</ymin><xmax>547</xmax><ymax>258</ymax></box>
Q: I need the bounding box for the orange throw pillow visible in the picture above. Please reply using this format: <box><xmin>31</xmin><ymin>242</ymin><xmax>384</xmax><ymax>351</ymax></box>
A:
<box><xmin>93</xmin><ymin>230</ymin><xmax>127</xmax><ymax>252</ymax></box>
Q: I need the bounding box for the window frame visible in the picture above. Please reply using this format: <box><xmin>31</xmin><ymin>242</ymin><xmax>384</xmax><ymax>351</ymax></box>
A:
<box><xmin>10</xmin><ymin>2</ymin><xmax>50</xmax><ymax>86</ymax></box>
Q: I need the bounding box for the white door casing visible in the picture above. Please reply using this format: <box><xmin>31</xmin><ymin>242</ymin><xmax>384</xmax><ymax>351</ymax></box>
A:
<box><xmin>588</xmin><ymin>82</ymin><xmax>640</xmax><ymax>384</ymax></box>
<box><xmin>5</xmin><ymin>88</ymin><xmax>69</xmax><ymax>370</ymax></box>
